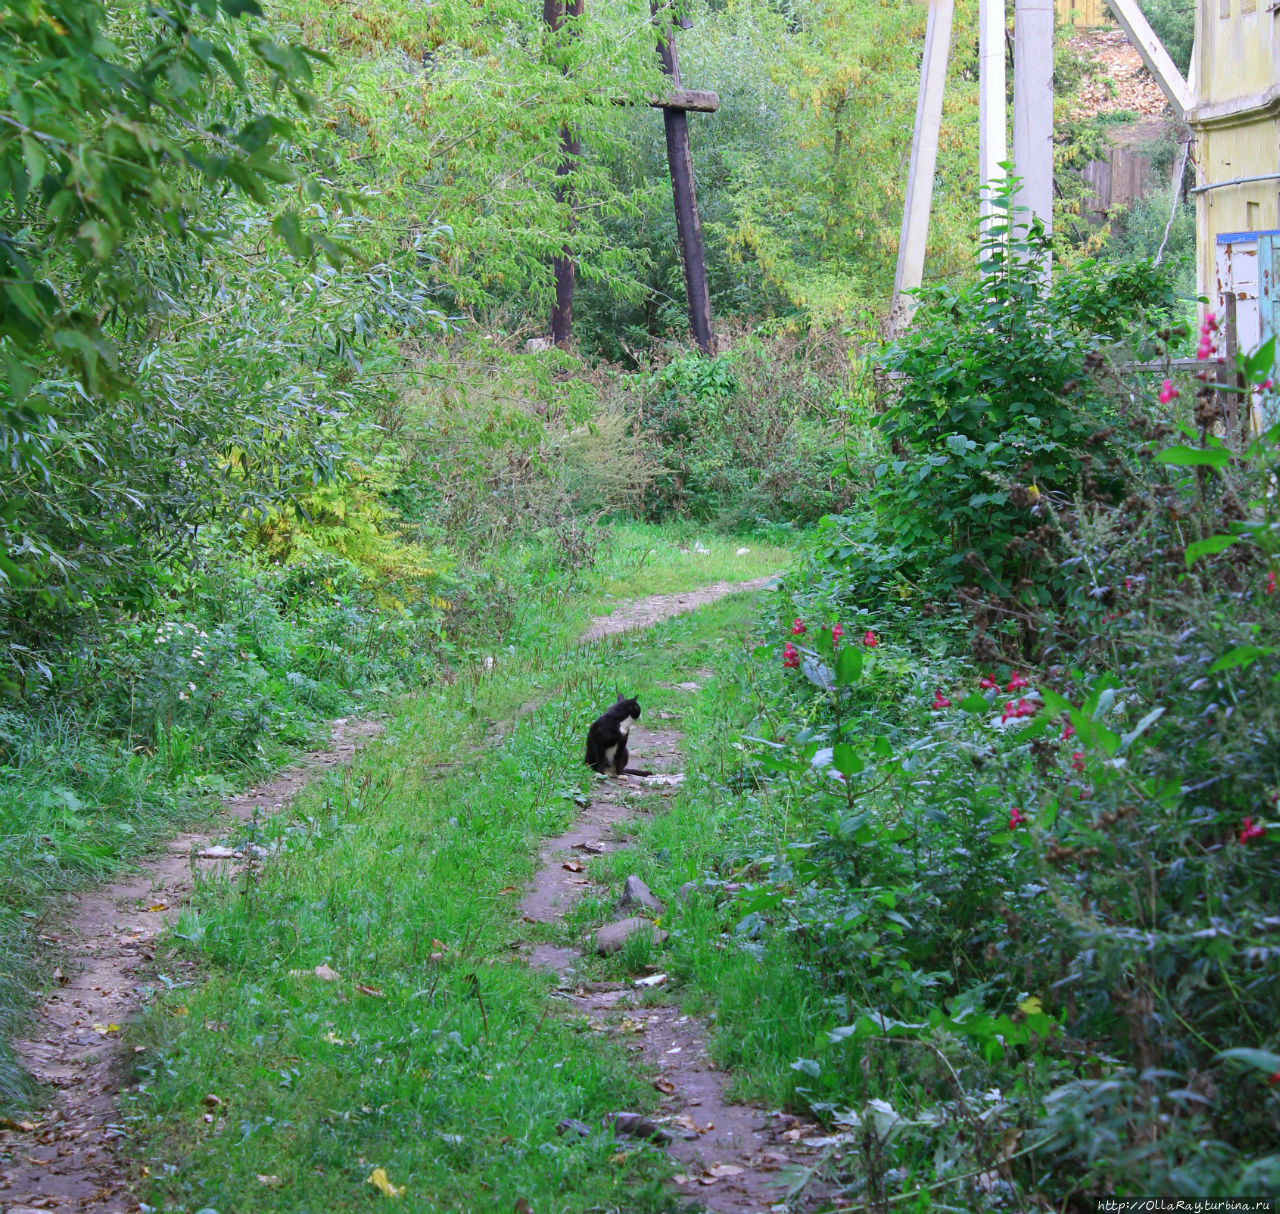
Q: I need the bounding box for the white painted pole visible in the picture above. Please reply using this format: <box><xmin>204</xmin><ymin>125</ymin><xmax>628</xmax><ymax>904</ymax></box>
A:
<box><xmin>887</xmin><ymin>0</ymin><xmax>955</xmax><ymax>337</ymax></box>
<box><xmin>978</xmin><ymin>0</ymin><xmax>1007</xmax><ymax>238</ymax></box>
<box><xmin>1012</xmin><ymin>0</ymin><xmax>1054</xmax><ymax>280</ymax></box>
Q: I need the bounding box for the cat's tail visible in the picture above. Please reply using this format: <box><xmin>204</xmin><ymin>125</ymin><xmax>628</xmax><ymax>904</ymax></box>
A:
<box><xmin>621</xmin><ymin>767</ymin><xmax>654</xmax><ymax>777</ymax></box>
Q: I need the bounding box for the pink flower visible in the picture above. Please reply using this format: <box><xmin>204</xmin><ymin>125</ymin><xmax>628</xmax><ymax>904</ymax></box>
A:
<box><xmin>1062</xmin><ymin>720</ymin><xmax>1075</xmax><ymax>741</ymax></box>
<box><xmin>862</xmin><ymin>630</ymin><xmax>878</xmax><ymax>648</ymax></box>
<box><xmin>1270</xmin><ymin>1068</ymin><xmax>1280</xmax><ymax>1086</ymax></box>
<box><xmin>979</xmin><ymin>674</ymin><xmax>998</xmax><ymax>690</ymax></box>
<box><xmin>1006</xmin><ymin>671</ymin><xmax>1029</xmax><ymax>691</ymax></box>
<box><xmin>1124</xmin><ymin>577</ymin><xmax>1134</xmax><ymax>592</ymax></box>
<box><xmin>791</xmin><ymin>618</ymin><xmax>806</xmax><ymax>636</ymax></box>
<box><xmin>783</xmin><ymin>643</ymin><xmax>800</xmax><ymax>670</ymax></box>
<box><xmin>1261</xmin><ymin>378</ymin><xmax>1275</xmax><ymax>391</ymax></box>
<box><xmin>932</xmin><ymin>690</ymin><xmax>952</xmax><ymax>710</ymax></box>
<box><xmin>1239</xmin><ymin>817</ymin><xmax>1265</xmax><ymax>844</ymax></box>
<box><xmin>1158</xmin><ymin>378</ymin><xmax>1179</xmax><ymax>405</ymax></box>
<box><xmin>831</xmin><ymin>623</ymin><xmax>844</xmax><ymax>645</ymax></box>
<box><xmin>1008</xmin><ymin>806</ymin><xmax>1027</xmax><ymax>830</ymax></box>
<box><xmin>1071</xmin><ymin>751</ymin><xmax>1086</xmax><ymax>774</ymax></box>
<box><xmin>1267</xmin><ymin>571</ymin><xmax>1277</xmax><ymax>596</ymax></box>
<box><xmin>1001</xmin><ymin>697</ymin><xmax>1037</xmax><ymax>723</ymax></box>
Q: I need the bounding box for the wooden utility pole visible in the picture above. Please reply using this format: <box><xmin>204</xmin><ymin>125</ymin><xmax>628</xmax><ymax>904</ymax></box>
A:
<box><xmin>1012</xmin><ymin>0</ymin><xmax>1053</xmax><ymax>279</ymax></box>
<box><xmin>545</xmin><ymin>0</ymin><xmax>584</xmax><ymax>346</ymax></box>
<box><xmin>978</xmin><ymin>0</ymin><xmax>1007</xmax><ymax>239</ymax></box>
<box><xmin>652</xmin><ymin>1</ymin><xmax>715</xmax><ymax>354</ymax></box>
<box><xmin>887</xmin><ymin>0</ymin><xmax>955</xmax><ymax>337</ymax></box>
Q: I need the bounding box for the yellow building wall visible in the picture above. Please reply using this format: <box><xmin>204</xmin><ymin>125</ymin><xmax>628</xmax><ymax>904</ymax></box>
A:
<box><xmin>1190</xmin><ymin>0</ymin><xmax>1280</xmax><ymax>302</ymax></box>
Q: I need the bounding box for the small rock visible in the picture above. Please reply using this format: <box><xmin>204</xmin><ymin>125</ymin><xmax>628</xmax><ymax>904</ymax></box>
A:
<box><xmin>736</xmin><ymin>546</ymin><xmax>750</xmax><ymax>555</ymax></box>
<box><xmin>556</xmin><ymin>1118</ymin><xmax>592</xmax><ymax>1138</ymax></box>
<box><xmin>617</xmin><ymin>876</ymin><xmax>664</xmax><ymax>914</ymax></box>
<box><xmin>594</xmin><ymin>917</ymin><xmax>667</xmax><ymax>955</ymax></box>
<box><xmin>674</xmin><ymin>881</ymin><xmax>703</xmax><ymax>904</ymax></box>
<box><xmin>693</xmin><ymin>542</ymin><xmax>710</xmax><ymax>555</ymax></box>
<box><xmin>524</xmin><ymin>337</ymin><xmax>554</xmax><ymax>352</ymax></box>
<box><xmin>605</xmin><ymin>1111</ymin><xmax>673</xmax><ymax>1143</ymax></box>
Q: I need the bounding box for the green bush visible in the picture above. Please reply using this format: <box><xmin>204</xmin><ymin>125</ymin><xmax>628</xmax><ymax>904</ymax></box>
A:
<box><xmin>635</xmin><ymin>331</ymin><xmax>864</xmax><ymax>525</ymax></box>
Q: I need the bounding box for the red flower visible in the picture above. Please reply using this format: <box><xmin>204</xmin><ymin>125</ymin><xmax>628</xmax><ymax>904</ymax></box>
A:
<box><xmin>831</xmin><ymin>622</ymin><xmax>844</xmax><ymax>645</ymax></box>
<box><xmin>1262</xmin><ymin>377</ymin><xmax>1275</xmax><ymax>391</ymax></box>
<box><xmin>1158</xmin><ymin>378</ymin><xmax>1179</xmax><ymax>405</ymax></box>
<box><xmin>978</xmin><ymin>674</ymin><xmax>997</xmax><ymax>690</ymax></box>
<box><xmin>1062</xmin><ymin>720</ymin><xmax>1075</xmax><ymax>741</ymax></box>
<box><xmin>932</xmin><ymin>690</ymin><xmax>952</xmax><ymax>710</ymax></box>
<box><xmin>1071</xmin><ymin>751</ymin><xmax>1086</xmax><ymax>774</ymax></box>
<box><xmin>1267</xmin><ymin>571</ymin><xmax>1277</xmax><ymax>596</ymax></box>
<box><xmin>1008</xmin><ymin>806</ymin><xmax>1027</xmax><ymax>829</ymax></box>
<box><xmin>791</xmin><ymin>618</ymin><xmax>806</xmax><ymax>636</ymax></box>
<box><xmin>1239</xmin><ymin>817</ymin><xmax>1266</xmax><ymax>844</ymax></box>
<box><xmin>1270</xmin><ymin>1068</ymin><xmax>1280</xmax><ymax>1086</ymax></box>
<box><xmin>1006</xmin><ymin>671</ymin><xmax>1029</xmax><ymax>691</ymax></box>
<box><xmin>862</xmin><ymin>630</ymin><xmax>878</xmax><ymax>647</ymax></box>
<box><xmin>783</xmin><ymin>643</ymin><xmax>800</xmax><ymax>670</ymax></box>
<box><xmin>1001</xmin><ymin>698</ymin><xmax>1037</xmax><ymax>722</ymax></box>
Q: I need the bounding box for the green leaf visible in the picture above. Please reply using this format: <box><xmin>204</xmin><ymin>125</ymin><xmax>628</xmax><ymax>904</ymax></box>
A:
<box><xmin>1216</xmin><ymin>1047</ymin><xmax>1280</xmax><ymax>1075</ymax></box>
<box><xmin>1155</xmin><ymin>444</ymin><xmax>1231</xmax><ymax>469</ymax></box>
<box><xmin>1208</xmin><ymin>645</ymin><xmax>1276</xmax><ymax>673</ymax></box>
<box><xmin>1244</xmin><ymin>335</ymin><xmax>1276</xmax><ymax>382</ymax></box>
<box><xmin>271</xmin><ymin>209</ymin><xmax>311</xmax><ymax>259</ymax></box>
<box><xmin>835</xmin><ymin>645</ymin><xmax>863</xmax><ymax>685</ymax></box>
<box><xmin>832</xmin><ymin>743</ymin><xmax>862</xmax><ymax>778</ymax></box>
<box><xmin>1184</xmin><ymin>533</ymin><xmax>1240</xmax><ymax>567</ymax></box>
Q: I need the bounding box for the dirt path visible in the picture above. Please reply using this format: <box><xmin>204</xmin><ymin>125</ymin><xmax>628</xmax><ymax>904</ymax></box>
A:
<box><xmin>0</xmin><ymin>717</ymin><xmax>382</xmax><ymax>1214</ymax></box>
<box><xmin>581</xmin><ymin>575</ymin><xmax>777</xmax><ymax>643</ymax></box>
<box><xmin>520</xmin><ymin>575</ymin><xmax>832</xmax><ymax>1213</ymax></box>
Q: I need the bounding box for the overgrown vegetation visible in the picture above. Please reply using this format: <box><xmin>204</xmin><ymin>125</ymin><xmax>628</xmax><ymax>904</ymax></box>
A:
<box><xmin>6</xmin><ymin>0</ymin><xmax>1276</xmax><ymax>1208</ymax></box>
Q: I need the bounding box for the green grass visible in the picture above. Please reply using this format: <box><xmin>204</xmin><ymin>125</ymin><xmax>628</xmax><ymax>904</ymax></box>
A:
<box><xmin>124</xmin><ymin>546</ymin><xmax>787</xmax><ymax>1212</ymax></box>
<box><xmin>589</xmin><ymin>522</ymin><xmax>789</xmax><ymax>605</ymax></box>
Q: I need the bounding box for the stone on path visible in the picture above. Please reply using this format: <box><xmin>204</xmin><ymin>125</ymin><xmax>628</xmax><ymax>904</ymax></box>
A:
<box><xmin>594</xmin><ymin>917</ymin><xmax>667</xmax><ymax>955</ymax></box>
<box><xmin>617</xmin><ymin>876</ymin><xmax>663</xmax><ymax>914</ymax></box>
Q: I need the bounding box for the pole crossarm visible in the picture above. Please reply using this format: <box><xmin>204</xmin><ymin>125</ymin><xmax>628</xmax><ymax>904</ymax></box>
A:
<box><xmin>1102</xmin><ymin>0</ymin><xmax>1192</xmax><ymax>119</ymax></box>
<box><xmin>609</xmin><ymin>89</ymin><xmax>720</xmax><ymax>112</ymax></box>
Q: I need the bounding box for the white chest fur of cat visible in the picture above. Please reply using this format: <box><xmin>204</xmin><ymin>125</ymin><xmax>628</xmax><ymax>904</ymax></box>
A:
<box><xmin>603</xmin><ymin>715</ymin><xmax>634</xmax><ymax>769</ymax></box>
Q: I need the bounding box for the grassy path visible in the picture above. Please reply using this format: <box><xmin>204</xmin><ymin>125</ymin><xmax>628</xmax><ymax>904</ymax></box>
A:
<box><xmin>2</xmin><ymin>533</ymin><xmax>804</xmax><ymax>1213</ymax></box>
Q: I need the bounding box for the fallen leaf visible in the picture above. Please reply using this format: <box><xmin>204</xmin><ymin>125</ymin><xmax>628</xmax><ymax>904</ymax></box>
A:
<box><xmin>257</xmin><ymin>1174</ymin><xmax>282</xmax><ymax>1187</ymax></box>
<box><xmin>172</xmin><ymin>1005</ymin><xmax>189</xmax><ymax>1017</ymax></box>
<box><xmin>91</xmin><ymin>1022</ymin><xmax>121</xmax><ymax>1035</ymax></box>
<box><xmin>672</xmin><ymin>1173</ymin><xmax>690</xmax><ymax>1185</ymax></box>
<box><xmin>498</xmin><ymin>886</ymin><xmax>518</xmax><ymax>895</ymax></box>
<box><xmin>313</xmin><ymin>963</ymin><xmax>339</xmax><ymax>981</ymax></box>
<box><xmin>782</xmin><ymin>1127</ymin><xmax>803</xmax><ymax>1142</ymax></box>
<box><xmin>609</xmin><ymin>1151</ymin><xmax>628</xmax><ymax>1165</ymax></box>
<box><xmin>322</xmin><ymin>1031</ymin><xmax>346</xmax><ymax>1045</ymax></box>
<box><xmin>53</xmin><ymin>968</ymin><xmax>67</xmax><ymax>985</ymax></box>
<box><xmin>617</xmin><ymin>1016</ymin><xmax>645</xmax><ymax>1034</ymax></box>
<box><xmin>633</xmin><ymin>972</ymin><xmax>667</xmax><ymax>988</ymax></box>
<box><xmin>562</xmin><ymin>861</ymin><xmax>583</xmax><ymax>873</ymax></box>
<box><xmin>672</xmin><ymin>1115</ymin><xmax>699</xmax><ymax>1132</ymax></box>
<box><xmin>367</xmin><ymin>1166</ymin><xmax>405</xmax><ymax>1198</ymax></box>
<box><xmin>706</xmin><ymin>1163</ymin><xmax>744</xmax><ymax>1179</ymax></box>
<box><xmin>202</xmin><ymin>1094</ymin><xmax>223</xmax><ymax>1109</ymax></box>
<box><xmin>0</xmin><ymin>1117</ymin><xmax>37</xmax><ymax>1132</ymax></box>
<box><xmin>146</xmin><ymin>903</ymin><xmax>169</xmax><ymax>912</ymax></box>
<box><xmin>196</xmin><ymin>846</ymin><xmax>237</xmax><ymax>859</ymax></box>
<box><xmin>356</xmin><ymin>984</ymin><xmax>384</xmax><ymax>998</ymax></box>
<box><xmin>653</xmin><ymin>1078</ymin><xmax>676</xmax><ymax>1095</ymax></box>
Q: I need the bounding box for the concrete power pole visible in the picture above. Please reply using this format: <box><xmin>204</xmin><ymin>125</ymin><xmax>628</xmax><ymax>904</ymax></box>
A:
<box><xmin>978</xmin><ymin>0</ymin><xmax>1007</xmax><ymax>239</ymax></box>
<box><xmin>1012</xmin><ymin>0</ymin><xmax>1054</xmax><ymax>280</ymax></box>
<box><xmin>886</xmin><ymin>0</ymin><xmax>955</xmax><ymax>338</ymax></box>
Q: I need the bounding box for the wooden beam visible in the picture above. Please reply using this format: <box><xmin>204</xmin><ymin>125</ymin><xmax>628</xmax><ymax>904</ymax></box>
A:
<box><xmin>887</xmin><ymin>0</ymin><xmax>955</xmax><ymax>337</ymax></box>
<box><xmin>610</xmin><ymin>89</ymin><xmax>721</xmax><ymax>112</ymax></box>
<box><xmin>1102</xmin><ymin>0</ymin><xmax>1192</xmax><ymax>119</ymax></box>
<box><xmin>1013</xmin><ymin>0</ymin><xmax>1053</xmax><ymax>278</ymax></box>
<box><xmin>651</xmin><ymin>88</ymin><xmax>719</xmax><ymax>112</ymax></box>
<box><xmin>652</xmin><ymin>5</ymin><xmax>714</xmax><ymax>354</ymax></box>
<box><xmin>978</xmin><ymin>0</ymin><xmax>1007</xmax><ymax>236</ymax></box>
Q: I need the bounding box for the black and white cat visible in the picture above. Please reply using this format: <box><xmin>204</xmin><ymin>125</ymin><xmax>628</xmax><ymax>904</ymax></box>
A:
<box><xmin>585</xmin><ymin>695</ymin><xmax>652</xmax><ymax>776</ymax></box>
